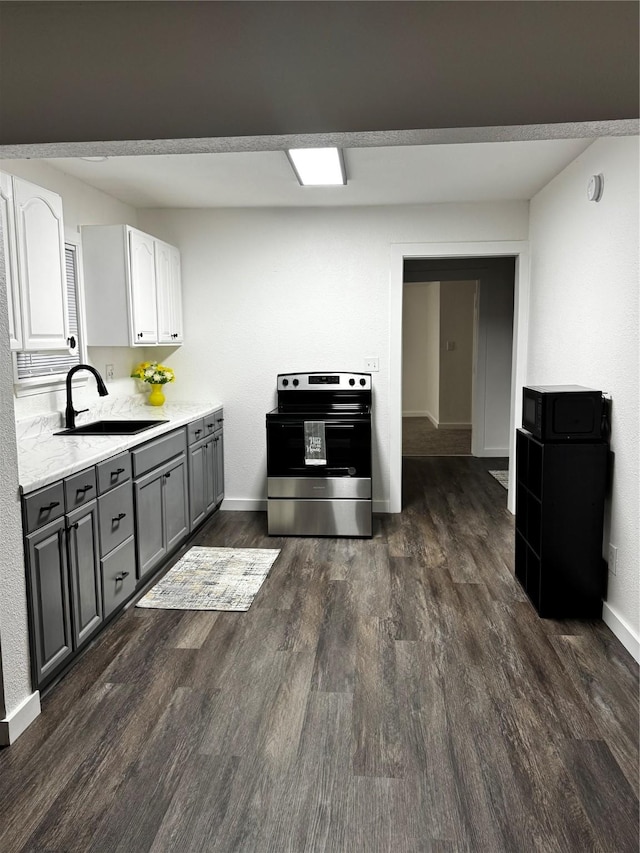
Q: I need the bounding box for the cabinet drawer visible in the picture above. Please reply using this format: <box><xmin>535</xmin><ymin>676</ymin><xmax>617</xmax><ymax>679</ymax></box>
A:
<box><xmin>64</xmin><ymin>467</ymin><xmax>97</xmax><ymax>511</ymax></box>
<box><xmin>23</xmin><ymin>481</ymin><xmax>65</xmax><ymax>534</ymax></box>
<box><xmin>97</xmin><ymin>452</ymin><xmax>132</xmax><ymax>495</ymax></box>
<box><xmin>204</xmin><ymin>409</ymin><xmax>223</xmax><ymax>435</ymax></box>
<box><xmin>187</xmin><ymin>418</ymin><xmax>205</xmax><ymax>445</ymax></box>
<box><xmin>98</xmin><ymin>481</ymin><xmax>134</xmax><ymax>556</ymax></box>
<box><xmin>101</xmin><ymin>536</ymin><xmax>136</xmax><ymax>618</ymax></box>
<box><xmin>132</xmin><ymin>428</ymin><xmax>186</xmax><ymax>478</ymax></box>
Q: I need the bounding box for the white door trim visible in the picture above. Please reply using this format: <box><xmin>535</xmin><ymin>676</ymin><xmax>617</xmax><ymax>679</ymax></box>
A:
<box><xmin>390</xmin><ymin>240</ymin><xmax>530</xmax><ymax>515</ymax></box>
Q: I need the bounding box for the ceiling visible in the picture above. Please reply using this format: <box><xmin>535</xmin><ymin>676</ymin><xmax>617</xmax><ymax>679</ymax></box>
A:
<box><xmin>43</xmin><ymin>138</ymin><xmax>594</xmax><ymax>209</ymax></box>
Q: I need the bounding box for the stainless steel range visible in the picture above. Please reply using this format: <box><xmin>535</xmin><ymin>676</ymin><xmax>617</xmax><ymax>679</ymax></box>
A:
<box><xmin>266</xmin><ymin>372</ymin><xmax>372</xmax><ymax>537</ymax></box>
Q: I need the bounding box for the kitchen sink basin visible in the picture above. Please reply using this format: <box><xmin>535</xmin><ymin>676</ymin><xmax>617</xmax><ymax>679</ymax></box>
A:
<box><xmin>55</xmin><ymin>419</ymin><xmax>169</xmax><ymax>436</ymax></box>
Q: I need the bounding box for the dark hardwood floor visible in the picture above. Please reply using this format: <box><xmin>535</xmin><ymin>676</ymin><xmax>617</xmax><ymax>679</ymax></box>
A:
<box><xmin>1</xmin><ymin>457</ymin><xmax>637</xmax><ymax>852</ymax></box>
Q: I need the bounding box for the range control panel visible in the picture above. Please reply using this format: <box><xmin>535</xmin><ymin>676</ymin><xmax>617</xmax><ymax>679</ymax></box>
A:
<box><xmin>277</xmin><ymin>372</ymin><xmax>372</xmax><ymax>391</ymax></box>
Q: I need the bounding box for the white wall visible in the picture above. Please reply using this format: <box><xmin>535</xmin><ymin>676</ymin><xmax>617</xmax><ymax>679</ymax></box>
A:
<box><xmin>528</xmin><ymin>136</ymin><xmax>639</xmax><ymax>650</ymax></box>
<box><xmin>139</xmin><ymin>202</ymin><xmax>529</xmax><ymax>511</ymax></box>
<box><xmin>473</xmin><ymin>272</ymin><xmax>514</xmax><ymax>456</ymax></box>
<box><xmin>0</xmin><ymin>209</ymin><xmax>28</xmax><ymax>726</ymax></box>
<box><xmin>439</xmin><ymin>280</ymin><xmax>475</xmax><ymax>426</ymax></box>
<box><xmin>0</xmin><ymin>160</ymin><xmax>141</xmax><ymax>420</ymax></box>
<box><xmin>402</xmin><ymin>281</ymin><xmax>440</xmax><ymax>421</ymax></box>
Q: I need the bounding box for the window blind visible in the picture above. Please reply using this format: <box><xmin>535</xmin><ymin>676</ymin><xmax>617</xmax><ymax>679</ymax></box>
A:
<box><xmin>16</xmin><ymin>245</ymin><xmax>80</xmax><ymax>378</ymax></box>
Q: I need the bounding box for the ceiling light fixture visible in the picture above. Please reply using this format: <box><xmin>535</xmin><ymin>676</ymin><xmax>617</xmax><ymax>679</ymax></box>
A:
<box><xmin>286</xmin><ymin>147</ymin><xmax>347</xmax><ymax>186</ymax></box>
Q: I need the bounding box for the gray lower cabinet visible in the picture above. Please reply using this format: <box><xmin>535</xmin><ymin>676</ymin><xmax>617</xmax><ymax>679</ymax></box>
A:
<box><xmin>213</xmin><ymin>429</ymin><xmax>224</xmax><ymax>507</ymax></box>
<box><xmin>133</xmin><ymin>429</ymin><xmax>189</xmax><ymax>580</ymax></box>
<box><xmin>66</xmin><ymin>500</ymin><xmax>102</xmax><ymax>648</ymax></box>
<box><xmin>25</xmin><ymin>517</ymin><xmax>73</xmax><ymax>686</ymax></box>
<box><xmin>188</xmin><ymin>410</ymin><xmax>224</xmax><ymax>531</ymax></box>
<box><xmin>24</xmin><ymin>413</ymin><xmax>222</xmax><ymax>690</ymax></box>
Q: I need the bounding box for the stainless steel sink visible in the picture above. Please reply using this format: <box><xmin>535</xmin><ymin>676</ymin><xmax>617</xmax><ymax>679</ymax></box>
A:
<box><xmin>55</xmin><ymin>419</ymin><xmax>169</xmax><ymax>436</ymax></box>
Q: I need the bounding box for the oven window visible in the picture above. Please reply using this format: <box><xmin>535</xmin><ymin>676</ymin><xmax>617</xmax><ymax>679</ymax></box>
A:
<box><xmin>267</xmin><ymin>421</ymin><xmax>371</xmax><ymax>477</ymax></box>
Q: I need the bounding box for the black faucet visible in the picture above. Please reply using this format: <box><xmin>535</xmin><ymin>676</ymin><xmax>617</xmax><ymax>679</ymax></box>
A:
<box><xmin>65</xmin><ymin>364</ymin><xmax>109</xmax><ymax>429</ymax></box>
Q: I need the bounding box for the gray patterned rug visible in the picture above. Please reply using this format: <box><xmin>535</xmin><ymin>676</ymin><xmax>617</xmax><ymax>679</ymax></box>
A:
<box><xmin>136</xmin><ymin>546</ymin><xmax>280</xmax><ymax>611</ymax></box>
<box><xmin>489</xmin><ymin>470</ymin><xmax>509</xmax><ymax>489</ymax></box>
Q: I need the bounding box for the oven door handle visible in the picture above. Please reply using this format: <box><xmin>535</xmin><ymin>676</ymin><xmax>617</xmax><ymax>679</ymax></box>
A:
<box><xmin>273</xmin><ymin>422</ymin><xmax>357</xmax><ymax>429</ymax></box>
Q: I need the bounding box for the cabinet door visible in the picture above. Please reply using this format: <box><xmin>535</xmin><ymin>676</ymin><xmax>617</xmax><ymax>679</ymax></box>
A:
<box><xmin>13</xmin><ymin>176</ymin><xmax>69</xmax><ymax>350</ymax></box>
<box><xmin>188</xmin><ymin>440</ymin><xmax>207</xmax><ymax>530</ymax></box>
<box><xmin>67</xmin><ymin>501</ymin><xmax>102</xmax><ymax>648</ymax></box>
<box><xmin>0</xmin><ymin>173</ymin><xmax>22</xmax><ymax>350</ymax></box>
<box><xmin>213</xmin><ymin>432</ymin><xmax>225</xmax><ymax>507</ymax></box>
<box><xmin>134</xmin><ymin>468</ymin><xmax>166</xmax><ymax>578</ymax></box>
<box><xmin>26</xmin><ymin>517</ymin><xmax>73</xmax><ymax>686</ymax></box>
<box><xmin>164</xmin><ymin>455</ymin><xmax>189</xmax><ymax>552</ymax></box>
<box><xmin>155</xmin><ymin>240</ymin><xmax>183</xmax><ymax>345</ymax></box>
<box><xmin>168</xmin><ymin>244</ymin><xmax>183</xmax><ymax>343</ymax></box>
<box><xmin>128</xmin><ymin>229</ymin><xmax>158</xmax><ymax>345</ymax></box>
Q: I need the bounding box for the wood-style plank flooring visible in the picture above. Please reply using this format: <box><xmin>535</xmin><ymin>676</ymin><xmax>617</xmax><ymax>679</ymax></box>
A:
<box><xmin>1</xmin><ymin>457</ymin><xmax>638</xmax><ymax>852</ymax></box>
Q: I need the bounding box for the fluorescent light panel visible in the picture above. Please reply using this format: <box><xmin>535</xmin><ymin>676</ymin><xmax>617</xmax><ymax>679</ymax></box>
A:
<box><xmin>287</xmin><ymin>148</ymin><xmax>346</xmax><ymax>186</ymax></box>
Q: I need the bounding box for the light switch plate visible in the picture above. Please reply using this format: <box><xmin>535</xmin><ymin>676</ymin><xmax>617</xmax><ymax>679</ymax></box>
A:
<box><xmin>364</xmin><ymin>357</ymin><xmax>379</xmax><ymax>372</ymax></box>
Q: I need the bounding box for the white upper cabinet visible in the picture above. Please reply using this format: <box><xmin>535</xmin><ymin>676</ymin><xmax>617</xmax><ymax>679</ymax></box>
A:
<box><xmin>82</xmin><ymin>224</ymin><xmax>183</xmax><ymax>348</ymax></box>
<box><xmin>12</xmin><ymin>176</ymin><xmax>69</xmax><ymax>350</ymax></box>
<box><xmin>155</xmin><ymin>240</ymin><xmax>183</xmax><ymax>345</ymax></box>
<box><xmin>128</xmin><ymin>229</ymin><xmax>158</xmax><ymax>345</ymax></box>
<box><xmin>0</xmin><ymin>173</ymin><xmax>22</xmax><ymax>350</ymax></box>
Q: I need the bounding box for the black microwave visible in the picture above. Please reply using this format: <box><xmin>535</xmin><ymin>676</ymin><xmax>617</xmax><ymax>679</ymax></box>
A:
<box><xmin>522</xmin><ymin>385</ymin><xmax>604</xmax><ymax>442</ymax></box>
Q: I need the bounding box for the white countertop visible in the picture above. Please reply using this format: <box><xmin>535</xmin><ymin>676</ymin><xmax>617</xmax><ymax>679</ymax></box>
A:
<box><xmin>18</xmin><ymin>398</ymin><xmax>222</xmax><ymax>494</ymax></box>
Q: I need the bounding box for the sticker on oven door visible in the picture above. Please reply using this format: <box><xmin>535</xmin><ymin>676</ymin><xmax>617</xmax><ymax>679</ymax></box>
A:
<box><xmin>304</xmin><ymin>421</ymin><xmax>327</xmax><ymax>465</ymax></box>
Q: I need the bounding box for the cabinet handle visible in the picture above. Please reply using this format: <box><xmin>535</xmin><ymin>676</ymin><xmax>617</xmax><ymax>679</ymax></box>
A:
<box><xmin>70</xmin><ymin>522</ymin><xmax>79</xmax><ymax>530</ymax></box>
<box><xmin>165</xmin><ymin>471</ymin><xmax>171</xmax><ymax>479</ymax></box>
<box><xmin>114</xmin><ymin>571</ymin><xmax>130</xmax><ymax>582</ymax></box>
<box><xmin>194</xmin><ymin>429</ymin><xmax>202</xmax><ymax>436</ymax></box>
<box><xmin>77</xmin><ymin>484</ymin><xmax>93</xmax><ymax>494</ymax></box>
<box><xmin>137</xmin><ymin>332</ymin><xmax>143</xmax><ymax>339</ymax></box>
<box><xmin>216</xmin><ymin>418</ymin><xmax>223</xmax><ymax>423</ymax></box>
<box><xmin>112</xmin><ymin>468</ymin><xmax>125</xmax><ymax>476</ymax></box>
<box><xmin>67</xmin><ymin>335</ymin><xmax>77</xmax><ymax>349</ymax></box>
<box><xmin>112</xmin><ymin>512</ymin><xmax>127</xmax><ymax>522</ymax></box>
<box><xmin>207</xmin><ymin>422</ymin><xmax>214</xmax><ymax>428</ymax></box>
<box><xmin>41</xmin><ymin>500</ymin><xmax>60</xmax><ymax>513</ymax></box>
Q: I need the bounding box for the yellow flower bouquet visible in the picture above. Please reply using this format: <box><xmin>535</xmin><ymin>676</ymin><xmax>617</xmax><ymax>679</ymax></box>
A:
<box><xmin>131</xmin><ymin>361</ymin><xmax>175</xmax><ymax>385</ymax></box>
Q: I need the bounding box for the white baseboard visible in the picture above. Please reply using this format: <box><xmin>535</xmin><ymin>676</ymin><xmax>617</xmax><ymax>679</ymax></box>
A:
<box><xmin>403</xmin><ymin>410</ymin><xmax>439</xmax><ymax>428</ymax></box>
<box><xmin>474</xmin><ymin>447</ymin><xmax>509</xmax><ymax>458</ymax></box>
<box><xmin>439</xmin><ymin>421</ymin><xmax>472</xmax><ymax>430</ymax></box>
<box><xmin>602</xmin><ymin>602</ymin><xmax>640</xmax><ymax>662</ymax></box>
<box><xmin>0</xmin><ymin>690</ymin><xmax>41</xmax><ymax>746</ymax></box>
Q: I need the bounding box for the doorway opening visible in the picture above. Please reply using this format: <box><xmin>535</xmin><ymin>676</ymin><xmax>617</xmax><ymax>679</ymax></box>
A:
<box><xmin>402</xmin><ymin>277</ymin><xmax>476</xmax><ymax>457</ymax></box>
<box><xmin>389</xmin><ymin>241</ymin><xmax>530</xmax><ymax>515</ymax></box>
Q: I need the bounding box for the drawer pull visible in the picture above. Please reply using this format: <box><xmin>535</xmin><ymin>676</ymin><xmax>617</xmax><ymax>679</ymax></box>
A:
<box><xmin>77</xmin><ymin>484</ymin><xmax>93</xmax><ymax>494</ymax></box>
<box><xmin>114</xmin><ymin>571</ymin><xmax>130</xmax><ymax>583</ymax></box>
<box><xmin>194</xmin><ymin>429</ymin><xmax>202</xmax><ymax>436</ymax></box>
<box><xmin>216</xmin><ymin>418</ymin><xmax>224</xmax><ymax>423</ymax></box>
<box><xmin>111</xmin><ymin>467</ymin><xmax>126</xmax><ymax>477</ymax></box>
<box><xmin>41</xmin><ymin>501</ymin><xmax>60</xmax><ymax>512</ymax></box>
<box><xmin>207</xmin><ymin>422</ymin><xmax>214</xmax><ymax>428</ymax></box>
<box><xmin>70</xmin><ymin>522</ymin><xmax>79</xmax><ymax>529</ymax></box>
<box><xmin>112</xmin><ymin>512</ymin><xmax>127</xmax><ymax>522</ymax></box>
<box><xmin>165</xmin><ymin>471</ymin><xmax>171</xmax><ymax>479</ymax></box>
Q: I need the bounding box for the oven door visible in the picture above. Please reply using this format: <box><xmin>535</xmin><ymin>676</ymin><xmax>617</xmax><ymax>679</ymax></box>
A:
<box><xmin>266</xmin><ymin>417</ymin><xmax>371</xmax><ymax>479</ymax></box>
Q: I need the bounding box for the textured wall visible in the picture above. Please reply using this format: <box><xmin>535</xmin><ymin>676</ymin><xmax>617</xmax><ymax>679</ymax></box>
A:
<box><xmin>439</xmin><ymin>281</ymin><xmax>475</xmax><ymax>425</ymax></box>
<box><xmin>139</xmin><ymin>201</ymin><xmax>529</xmax><ymax>510</ymax></box>
<box><xmin>0</xmin><ymin>214</ymin><xmax>31</xmax><ymax>718</ymax></box>
<box><xmin>528</xmin><ymin>136</ymin><xmax>639</xmax><ymax>638</ymax></box>
<box><xmin>402</xmin><ymin>281</ymin><xmax>440</xmax><ymax>420</ymax></box>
